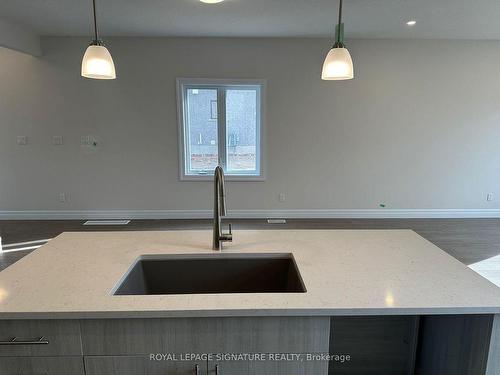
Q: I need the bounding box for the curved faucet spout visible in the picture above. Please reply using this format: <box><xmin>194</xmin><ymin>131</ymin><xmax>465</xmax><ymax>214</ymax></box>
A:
<box><xmin>213</xmin><ymin>166</ymin><xmax>232</xmax><ymax>250</ymax></box>
<box><xmin>215</xmin><ymin>166</ymin><xmax>227</xmax><ymax>216</ymax></box>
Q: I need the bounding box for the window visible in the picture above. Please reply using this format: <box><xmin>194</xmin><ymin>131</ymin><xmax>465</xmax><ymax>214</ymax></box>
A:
<box><xmin>177</xmin><ymin>78</ymin><xmax>265</xmax><ymax>180</ymax></box>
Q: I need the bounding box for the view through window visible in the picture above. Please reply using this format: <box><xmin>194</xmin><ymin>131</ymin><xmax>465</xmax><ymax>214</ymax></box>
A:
<box><xmin>178</xmin><ymin>79</ymin><xmax>263</xmax><ymax>179</ymax></box>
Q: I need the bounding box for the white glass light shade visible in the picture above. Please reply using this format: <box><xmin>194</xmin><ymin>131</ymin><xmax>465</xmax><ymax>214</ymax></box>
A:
<box><xmin>321</xmin><ymin>47</ymin><xmax>354</xmax><ymax>80</ymax></box>
<box><xmin>81</xmin><ymin>45</ymin><xmax>116</xmax><ymax>80</ymax></box>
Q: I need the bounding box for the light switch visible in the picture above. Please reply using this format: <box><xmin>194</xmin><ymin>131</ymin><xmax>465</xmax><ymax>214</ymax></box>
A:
<box><xmin>52</xmin><ymin>136</ymin><xmax>63</xmax><ymax>145</ymax></box>
<box><xmin>17</xmin><ymin>136</ymin><xmax>27</xmax><ymax>145</ymax></box>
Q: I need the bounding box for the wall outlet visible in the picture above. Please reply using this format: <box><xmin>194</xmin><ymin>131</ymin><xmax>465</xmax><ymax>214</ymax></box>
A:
<box><xmin>58</xmin><ymin>193</ymin><xmax>67</xmax><ymax>203</ymax></box>
<box><xmin>81</xmin><ymin>135</ymin><xmax>100</xmax><ymax>147</ymax></box>
<box><xmin>17</xmin><ymin>136</ymin><xmax>27</xmax><ymax>145</ymax></box>
<box><xmin>52</xmin><ymin>135</ymin><xmax>63</xmax><ymax>145</ymax></box>
<box><xmin>487</xmin><ymin>193</ymin><xmax>494</xmax><ymax>202</ymax></box>
<box><xmin>81</xmin><ymin>135</ymin><xmax>91</xmax><ymax>146</ymax></box>
<box><xmin>278</xmin><ymin>193</ymin><xmax>286</xmax><ymax>203</ymax></box>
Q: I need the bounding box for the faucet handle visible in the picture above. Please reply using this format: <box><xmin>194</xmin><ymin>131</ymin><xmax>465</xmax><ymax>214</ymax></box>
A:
<box><xmin>220</xmin><ymin>223</ymin><xmax>233</xmax><ymax>243</ymax></box>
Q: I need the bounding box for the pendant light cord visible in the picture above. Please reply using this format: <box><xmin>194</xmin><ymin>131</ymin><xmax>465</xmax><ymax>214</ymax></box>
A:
<box><xmin>337</xmin><ymin>0</ymin><xmax>343</xmax><ymax>44</ymax></box>
<box><xmin>92</xmin><ymin>0</ymin><xmax>99</xmax><ymax>41</ymax></box>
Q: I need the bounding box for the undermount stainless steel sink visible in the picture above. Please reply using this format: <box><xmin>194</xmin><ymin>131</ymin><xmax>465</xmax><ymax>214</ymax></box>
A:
<box><xmin>113</xmin><ymin>254</ymin><xmax>306</xmax><ymax>295</ymax></box>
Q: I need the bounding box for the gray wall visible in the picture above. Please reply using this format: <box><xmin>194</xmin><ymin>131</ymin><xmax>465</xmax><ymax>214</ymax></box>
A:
<box><xmin>0</xmin><ymin>37</ymin><xmax>499</xmax><ymax>214</ymax></box>
<box><xmin>0</xmin><ymin>17</ymin><xmax>41</xmax><ymax>56</ymax></box>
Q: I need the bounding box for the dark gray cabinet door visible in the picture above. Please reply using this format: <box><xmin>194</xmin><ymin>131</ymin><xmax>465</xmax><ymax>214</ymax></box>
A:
<box><xmin>415</xmin><ymin>315</ymin><xmax>493</xmax><ymax>375</ymax></box>
<box><xmin>0</xmin><ymin>357</ymin><xmax>84</xmax><ymax>375</ymax></box>
<box><xmin>329</xmin><ymin>316</ymin><xmax>419</xmax><ymax>375</ymax></box>
<box><xmin>85</xmin><ymin>356</ymin><xmax>207</xmax><ymax>375</ymax></box>
<box><xmin>209</xmin><ymin>359</ymin><xmax>328</xmax><ymax>375</ymax></box>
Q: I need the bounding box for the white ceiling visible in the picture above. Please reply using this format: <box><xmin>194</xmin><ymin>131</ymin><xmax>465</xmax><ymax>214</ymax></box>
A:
<box><xmin>1</xmin><ymin>0</ymin><xmax>500</xmax><ymax>39</ymax></box>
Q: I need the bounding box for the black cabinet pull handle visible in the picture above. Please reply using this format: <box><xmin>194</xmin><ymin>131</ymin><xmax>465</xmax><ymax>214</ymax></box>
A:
<box><xmin>0</xmin><ymin>337</ymin><xmax>49</xmax><ymax>346</ymax></box>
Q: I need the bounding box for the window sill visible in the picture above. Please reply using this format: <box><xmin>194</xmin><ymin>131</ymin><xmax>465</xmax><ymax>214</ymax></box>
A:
<box><xmin>180</xmin><ymin>174</ymin><xmax>266</xmax><ymax>182</ymax></box>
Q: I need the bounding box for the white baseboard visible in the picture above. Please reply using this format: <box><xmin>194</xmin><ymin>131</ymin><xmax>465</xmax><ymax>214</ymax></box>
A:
<box><xmin>1</xmin><ymin>209</ymin><xmax>500</xmax><ymax>220</ymax></box>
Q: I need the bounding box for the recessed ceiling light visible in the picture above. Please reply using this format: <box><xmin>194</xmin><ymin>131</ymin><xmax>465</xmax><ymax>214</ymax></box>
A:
<box><xmin>200</xmin><ymin>0</ymin><xmax>224</xmax><ymax>3</ymax></box>
<box><xmin>406</xmin><ymin>20</ymin><xmax>417</xmax><ymax>26</ymax></box>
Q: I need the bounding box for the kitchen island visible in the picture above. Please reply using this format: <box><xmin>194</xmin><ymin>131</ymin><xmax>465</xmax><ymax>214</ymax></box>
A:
<box><xmin>0</xmin><ymin>230</ymin><xmax>499</xmax><ymax>374</ymax></box>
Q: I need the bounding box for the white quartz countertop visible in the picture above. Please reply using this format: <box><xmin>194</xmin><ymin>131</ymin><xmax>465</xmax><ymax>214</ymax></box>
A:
<box><xmin>0</xmin><ymin>229</ymin><xmax>499</xmax><ymax>319</ymax></box>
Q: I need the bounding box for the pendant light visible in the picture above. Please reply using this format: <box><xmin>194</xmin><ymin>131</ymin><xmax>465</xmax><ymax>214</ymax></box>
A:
<box><xmin>321</xmin><ymin>0</ymin><xmax>354</xmax><ymax>80</ymax></box>
<box><xmin>81</xmin><ymin>0</ymin><xmax>116</xmax><ymax>80</ymax></box>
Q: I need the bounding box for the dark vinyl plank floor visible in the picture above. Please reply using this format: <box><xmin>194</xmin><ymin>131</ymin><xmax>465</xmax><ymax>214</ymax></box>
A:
<box><xmin>1</xmin><ymin>219</ymin><xmax>500</xmax><ymax>272</ymax></box>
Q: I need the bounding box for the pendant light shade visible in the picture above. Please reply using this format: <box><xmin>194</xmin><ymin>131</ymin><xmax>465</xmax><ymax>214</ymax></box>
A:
<box><xmin>322</xmin><ymin>0</ymin><xmax>354</xmax><ymax>81</ymax></box>
<box><xmin>81</xmin><ymin>0</ymin><xmax>116</xmax><ymax>80</ymax></box>
<box><xmin>321</xmin><ymin>47</ymin><xmax>354</xmax><ymax>80</ymax></box>
<box><xmin>82</xmin><ymin>43</ymin><xmax>116</xmax><ymax>79</ymax></box>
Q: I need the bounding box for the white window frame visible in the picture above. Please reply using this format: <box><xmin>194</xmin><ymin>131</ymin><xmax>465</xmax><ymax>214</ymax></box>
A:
<box><xmin>176</xmin><ymin>78</ymin><xmax>266</xmax><ymax>181</ymax></box>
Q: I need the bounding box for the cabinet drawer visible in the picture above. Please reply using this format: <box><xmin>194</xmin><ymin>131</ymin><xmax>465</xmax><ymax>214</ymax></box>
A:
<box><xmin>85</xmin><ymin>356</ymin><xmax>206</xmax><ymax>375</ymax></box>
<box><xmin>81</xmin><ymin>317</ymin><xmax>330</xmax><ymax>355</ymax></box>
<box><xmin>0</xmin><ymin>320</ymin><xmax>82</xmax><ymax>356</ymax></box>
<box><xmin>0</xmin><ymin>356</ymin><xmax>84</xmax><ymax>375</ymax></box>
